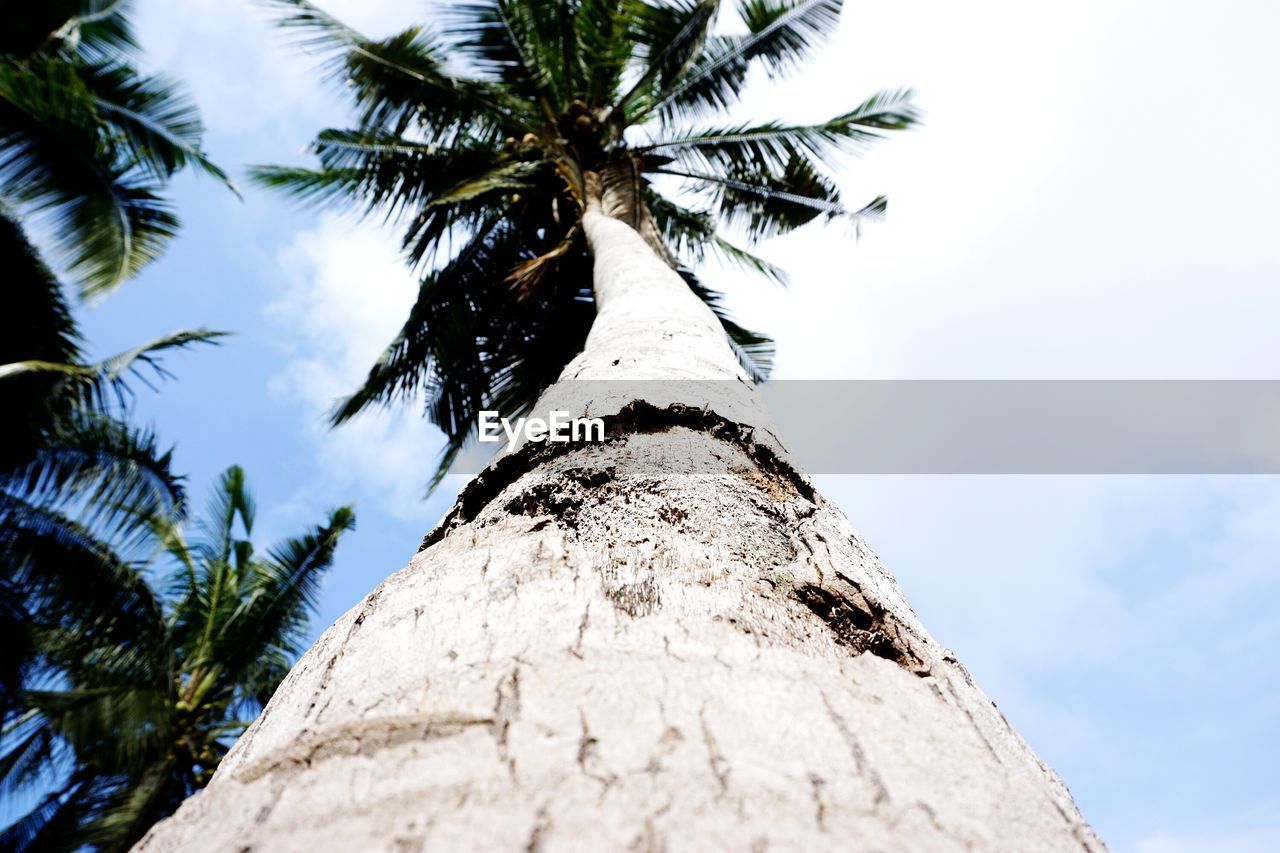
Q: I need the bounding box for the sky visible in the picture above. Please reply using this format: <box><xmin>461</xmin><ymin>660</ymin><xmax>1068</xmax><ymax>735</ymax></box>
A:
<box><xmin>33</xmin><ymin>1</ymin><xmax>1280</xmax><ymax>849</ymax></box>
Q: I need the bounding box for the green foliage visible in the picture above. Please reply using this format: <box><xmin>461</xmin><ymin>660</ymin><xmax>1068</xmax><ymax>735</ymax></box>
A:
<box><xmin>258</xmin><ymin>0</ymin><xmax>918</xmax><ymax>483</ymax></box>
<box><xmin>0</xmin><ymin>0</ymin><xmax>233</xmax><ymax>299</ymax></box>
<box><xmin>0</xmin><ymin>465</ymin><xmax>355</xmax><ymax>852</ymax></box>
<box><xmin>0</xmin><ymin>0</ymin><xmax>230</xmax><ymax>720</ymax></box>
<box><xmin>0</xmin><ymin>214</ymin><xmax>221</xmax><ymax>727</ymax></box>
<box><xmin>1</xmin><ymin>9</ymin><xmax>299</xmax><ymax>848</ymax></box>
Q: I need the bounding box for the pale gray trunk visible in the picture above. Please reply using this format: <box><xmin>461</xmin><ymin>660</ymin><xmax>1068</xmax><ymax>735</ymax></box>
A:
<box><xmin>138</xmin><ymin>200</ymin><xmax>1103</xmax><ymax>851</ymax></box>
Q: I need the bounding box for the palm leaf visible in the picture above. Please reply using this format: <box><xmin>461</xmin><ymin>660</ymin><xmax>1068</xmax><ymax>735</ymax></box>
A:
<box><xmin>641</xmin><ymin>87</ymin><xmax>919</xmax><ymax>171</ymax></box>
<box><xmin>659</xmin><ymin>156</ymin><xmax>887</xmax><ymax>239</ymax></box>
<box><xmin>639</xmin><ymin>0</ymin><xmax>843</xmax><ymax>123</ymax></box>
<box><xmin>80</xmin><ymin>60</ymin><xmax>235</xmax><ymax>190</ymax></box>
<box><xmin>615</xmin><ymin>0</ymin><xmax>720</xmax><ymax>118</ymax></box>
<box><xmin>0</xmin><ymin>329</ymin><xmax>227</xmax><ymax>414</ymax></box>
<box><xmin>259</xmin><ymin>0</ymin><xmax>530</xmax><ymax>139</ymax></box>
<box><xmin>205</xmin><ymin>506</ymin><xmax>354</xmax><ymax>704</ymax></box>
<box><xmin>0</xmin><ymin>497</ymin><xmax>168</xmax><ymax>659</ymax></box>
<box><xmin>737</xmin><ymin>0</ymin><xmax>843</xmax><ymax>76</ymax></box>
<box><xmin>61</xmin><ymin>1</ymin><xmax>140</xmax><ymax>61</ymax></box>
<box><xmin>0</xmin><ymin>58</ymin><xmax>176</xmax><ymax>297</ymax></box>
<box><xmin>78</xmin><ymin>757</ymin><xmax>181</xmax><ymax>851</ymax></box>
<box><xmin>0</xmin><ymin>211</ymin><xmax>82</xmax><ymax>470</ymax></box>
<box><xmin>681</xmin><ymin>269</ymin><xmax>774</xmax><ymax>381</ymax></box>
<box><xmin>0</xmin><ymin>776</ymin><xmax>92</xmax><ymax>852</ymax></box>
<box><xmin>197</xmin><ymin>465</ymin><xmax>255</xmax><ymax>567</ymax></box>
<box><xmin>445</xmin><ymin>1</ymin><xmax>570</xmax><ymax>109</ymax></box>
<box><xmin>2</xmin><ymin>413</ymin><xmax>186</xmax><ymax>541</ymax></box>
<box><xmin>574</xmin><ymin>0</ymin><xmax>637</xmax><ymax>110</ymax></box>
<box><xmin>0</xmin><ymin>724</ymin><xmax>55</xmax><ymax>797</ymax></box>
<box><xmin>646</xmin><ymin>190</ymin><xmax>788</xmax><ymax>285</ymax></box>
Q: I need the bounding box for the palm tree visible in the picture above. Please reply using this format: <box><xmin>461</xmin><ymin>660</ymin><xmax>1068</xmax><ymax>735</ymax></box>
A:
<box><xmin>0</xmin><ymin>466</ymin><xmax>355</xmax><ymax>852</ymax></box>
<box><xmin>142</xmin><ymin>1</ymin><xmax>1103</xmax><ymax>849</ymax></box>
<box><xmin>0</xmin><ymin>0</ymin><xmax>231</xmax><ymax>716</ymax></box>
<box><xmin>0</xmin><ymin>207</ymin><xmax>222</xmax><ymax>710</ymax></box>
<box><xmin>0</xmin><ymin>7</ymin><xmax>246</xmax><ymax>830</ymax></box>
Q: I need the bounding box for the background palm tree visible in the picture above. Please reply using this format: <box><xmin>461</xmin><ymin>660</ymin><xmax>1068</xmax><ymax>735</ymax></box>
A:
<box><xmin>0</xmin><ymin>466</ymin><xmax>355</xmax><ymax>852</ymax></box>
<box><xmin>0</xmin><ymin>305</ymin><xmax>220</xmax><ymax>717</ymax></box>
<box><xmin>0</xmin><ymin>0</ymin><xmax>230</xmax><ymax>720</ymax></box>
<box><xmin>253</xmin><ymin>0</ymin><xmax>916</xmax><ymax>480</ymax></box>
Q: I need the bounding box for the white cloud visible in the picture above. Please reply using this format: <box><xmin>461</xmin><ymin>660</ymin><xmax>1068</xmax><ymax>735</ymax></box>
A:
<box><xmin>267</xmin><ymin>214</ymin><xmax>447</xmax><ymax>521</ymax></box>
<box><xmin>134</xmin><ymin>0</ymin><xmax>424</xmax><ymax>139</ymax></box>
<box><xmin>704</xmin><ymin>0</ymin><xmax>1280</xmax><ymax>380</ymax></box>
<box><xmin>270</xmin><ymin>215</ymin><xmax>419</xmax><ymax>396</ymax></box>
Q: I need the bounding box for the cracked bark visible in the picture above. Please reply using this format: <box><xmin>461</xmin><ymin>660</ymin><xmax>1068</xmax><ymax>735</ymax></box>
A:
<box><xmin>136</xmin><ymin>196</ymin><xmax>1104</xmax><ymax>851</ymax></box>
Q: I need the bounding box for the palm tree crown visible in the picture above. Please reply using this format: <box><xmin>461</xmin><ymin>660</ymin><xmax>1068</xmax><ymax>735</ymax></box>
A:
<box><xmin>256</xmin><ymin>0</ymin><xmax>918</xmax><ymax>479</ymax></box>
<box><xmin>0</xmin><ymin>466</ymin><xmax>355</xmax><ymax>852</ymax></box>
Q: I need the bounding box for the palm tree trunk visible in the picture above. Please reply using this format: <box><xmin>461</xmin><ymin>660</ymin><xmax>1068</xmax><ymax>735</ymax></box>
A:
<box><xmin>136</xmin><ymin>200</ymin><xmax>1103</xmax><ymax>851</ymax></box>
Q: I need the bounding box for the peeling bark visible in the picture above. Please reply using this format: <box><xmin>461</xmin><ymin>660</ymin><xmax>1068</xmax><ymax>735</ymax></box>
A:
<box><xmin>137</xmin><ymin>201</ymin><xmax>1103</xmax><ymax>851</ymax></box>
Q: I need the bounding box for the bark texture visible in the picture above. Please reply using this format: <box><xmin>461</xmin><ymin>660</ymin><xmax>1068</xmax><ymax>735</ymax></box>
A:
<box><xmin>137</xmin><ymin>205</ymin><xmax>1103</xmax><ymax>852</ymax></box>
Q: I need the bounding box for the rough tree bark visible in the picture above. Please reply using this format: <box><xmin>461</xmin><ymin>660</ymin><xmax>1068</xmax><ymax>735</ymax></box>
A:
<box><xmin>137</xmin><ymin>194</ymin><xmax>1104</xmax><ymax>851</ymax></box>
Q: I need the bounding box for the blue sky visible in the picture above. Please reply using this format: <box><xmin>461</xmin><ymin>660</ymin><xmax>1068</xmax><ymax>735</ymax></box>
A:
<box><xmin>33</xmin><ymin>1</ymin><xmax>1280</xmax><ymax>850</ymax></box>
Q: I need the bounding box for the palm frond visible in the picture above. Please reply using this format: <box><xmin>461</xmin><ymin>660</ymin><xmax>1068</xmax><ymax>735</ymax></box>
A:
<box><xmin>0</xmin><ymin>211</ymin><xmax>80</xmax><ymax>366</ymax></box>
<box><xmin>0</xmin><ymin>580</ymin><xmax>33</xmax><ymax>714</ymax></box>
<box><xmin>681</xmin><ymin>269</ymin><xmax>774</xmax><ymax>381</ymax></box>
<box><xmin>445</xmin><ymin>1</ymin><xmax>570</xmax><ymax>110</ymax></box>
<box><xmin>247</xmin><ymin>164</ymin><xmax>365</xmax><ymax>209</ymax></box>
<box><xmin>0</xmin><ymin>58</ymin><xmax>176</xmax><ymax>297</ymax></box>
<box><xmin>78</xmin><ymin>757</ymin><xmax>182</xmax><ymax>850</ymax></box>
<box><xmin>0</xmin><ymin>1</ymin><xmax>136</xmax><ymax>61</ymax></box>
<box><xmin>80</xmin><ymin>60</ymin><xmax>235</xmax><ymax>191</ymax></box>
<box><xmin>19</xmin><ymin>687</ymin><xmax>173</xmax><ymax>777</ymax></box>
<box><xmin>332</xmin><ymin>213</ymin><xmax>593</xmax><ymax>482</ymax></box>
<box><xmin>0</xmin><ymin>44</ymin><xmax>229</xmax><ymax>297</ymax></box>
<box><xmin>0</xmin><ymin>777</ymin><xmax>91</xmax><ymax>852</ymax></box>
<box><xmin>615</xmin><ymin>0</ymin><xmax>720</xmax><ymax>118</ymax></box>
<box><xmin>0</xmin><ymin>211</ymin><xmax>82</xmax><ymax>470</ymax></box>
<box><xmin>62</xmin><ymin>1</ymin><xmax>140</xmax><ymax>61</ymax></box>
<box><xmin>659</xmin><ymin>157</ymin><xmax>887</xmax><ymax>239</ymax></box>
<box><xmin>635</xmin><ymin>34</ymin><xmax>747</xmax><ymax>125</ymax></box>
<box><xmin>0</xmin><ymin>724</ymin><xmax>55</xmax><ymax>797</ymax></box>
<box><xmin>639</xmin><ymin>0</ymin><xmax>843</xmax><ymax>123</ymax></box>
<box><xmin>574</xmin><ymin>0</ymin><xmax>636</xmax><ymax>109</ymax></box>
<box><xmin>259</xmin><ymin>0</ymin><xmax>530</xmax><ymax>139</ymax></box>
<box><xmin>0</xmin><ymin>329</ymin><xmax>227</xmax><ymax>415</ymax></box>
<box><xmin>737</xmin><ymin>0</ymin><xmax>843</xmax><ymax>76</ymax></box>
<box><xmin>646</xmin><ymin>190</ymin><xmax>788</xmax><ymax>285</ymax></box>
<box><xmin>0</xmin><ymin>496</ymin><xmax>167</xmax><ymax>656</ymax></box>
<box><xmin>641</xmin><ymin>87</ymin><xmax>919</xmax><ymax>171</ymax></box>
<box><xmin>328</xmin><ymin>215</ymin><xmax>512</xmax><ymax>428</ymax></box>
<box><xmin>2</xmin><ymin>412</ymin><xmax>186</xmax><ymax>540</ymax></box>
<box><xmin>252</xmin><ymin>135</ymin><xmax>529</xmax><ymax>261</ymax></box>
<box><xmin>429</xmin><ymin>160</ymin><xmax>546</xmax><ymax>209</ymax></box>
<box><xmin>204</xmin><ymin>506</ymin><xmax>354</xmax><ymax>703</ymax></box>
<box><xmin>197</xmin><ymin>465</ymin><xmax>255</xmax><ymax>567</ymax></box>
